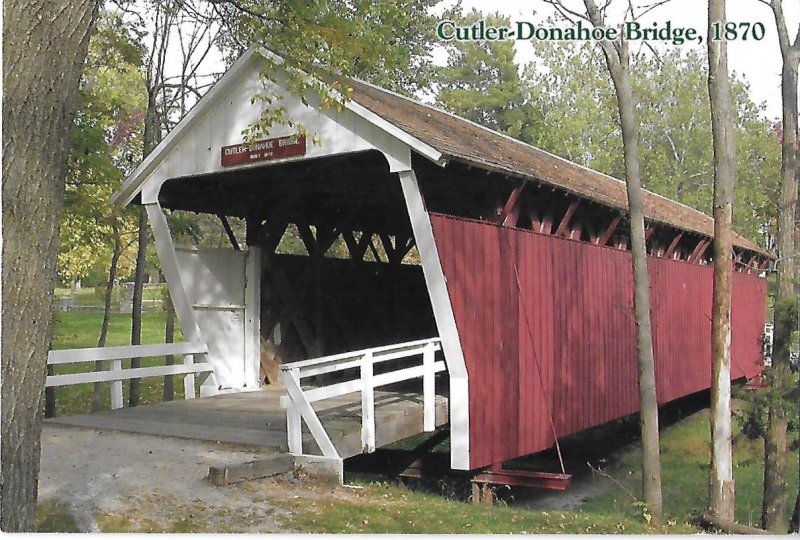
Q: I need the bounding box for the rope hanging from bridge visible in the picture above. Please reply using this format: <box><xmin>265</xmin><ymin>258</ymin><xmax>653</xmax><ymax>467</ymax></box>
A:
<box><xmin>501</xmin><ymin>228</ymin><xmax>566</xmax><ymax>476</ymax></box>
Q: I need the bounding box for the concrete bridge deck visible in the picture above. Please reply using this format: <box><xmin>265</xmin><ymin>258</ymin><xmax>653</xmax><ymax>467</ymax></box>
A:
<box><xmin>47</xmin><ymin>388</ymin><xmax>448</xmax><ymax>459</ymax></box>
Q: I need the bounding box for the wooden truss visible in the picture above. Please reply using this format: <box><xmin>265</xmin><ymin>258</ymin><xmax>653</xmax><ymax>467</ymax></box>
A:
<box><xmin>248</xmin><ymin>218</ymin><xmax>417</xmax><ymax>265</ymax></box>
<box><xmin>485</xmin><ymin>178</ymin><xmax>768</xmax><ymax>272</ymax></box>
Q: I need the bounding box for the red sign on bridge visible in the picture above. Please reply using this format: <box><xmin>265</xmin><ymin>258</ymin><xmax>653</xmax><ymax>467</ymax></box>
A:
<box><xmin>221</xmin><ymin>134</ymin><xmax>306</xmax><ymax>167</ymax></box>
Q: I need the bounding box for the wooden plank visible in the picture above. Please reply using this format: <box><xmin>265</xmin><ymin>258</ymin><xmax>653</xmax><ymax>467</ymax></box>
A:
<box><xmin>283</xmin><ymin>376</ymin><xmax>339</xmax><ymax>458</ymax></box>
<box><xmin>282</xmin><ymin>368</ymin><xmax>303</xmax><ymax>454</ymax></box>
<box><xmin>244</xmin><ymin>246</ymin><xmax>261</xmax><ymax>388</ymax></box>
<box><xmin>688</xmin><ymin>238</ymin><xmax>711</xmax><ymax>263</ymax></box>
<box><xmin>473</xmin><ymin>469</ymin><xmax>571</xmax><ymax>490</ymax></box>
<box><xmin>48</xmin><ymin>342</ymin><xmax>208</xmax><ymax>365</ymax></box>
<box><xmin>49</xmin><ymin>415</ymin><xmax>285</xmax><ymax>448</ymax></box>
<box><xmin>302</xmin><ymin>361</ymin><xmax>446</xmax><ymax>403</ymax></box>
<box><xmin>208</xmin><ymin>454</ymin><xmax>294</xmax><ymax>486</ymax></box>
<box><xmin>597</xmin><ymin>214</ymin><xmax>622</xmax><ymax>246</ymax></box>
<box><xmin>294</xmin><ymin>343</ymin><xmax>442</xmax><ymax>378</ymax></box>
<box><xmin>361</xmin><ymin>352</ymin><xmax>376</xmax><ymax>452</ymax></box>
<box><xmin>49</xmin><ymin>388</ymin><xmax>449</xmax><ymax>459</ymax></box>
<box><xmin>296</xmin><ymin>223</ymin><xmax>318</xmax><ymax>256</ymax></box>
<box><xmin>497</xmin><ymin>183</ymin><xmax>525</xmax><ymax>227</ymax></box>
<box><xmin>218</xmin><ymin>214</ymin><xmax>241</xmax><ymax>251</ymax></box>
<box><xmin>110</xmin><ymin>359</ymin><xmax>123</xmax><ymax>409</ymax></box>
<box><xmin>429</xmin><ymin>213</ymin><xmax>770</xmax><ymax>470</ymax></box>
<box><xmin>422</xmin><ymin>343</ymin><xmax>436</xmax><ymax>432</ymax></box>
<box><xmin>281</xmin><ymin>338</ymin><xmax>440</xmax><ymax>371</ymax></box>
<box><xmin>46</xmin><ymin>362</ymin><xmax>213</xmax><ymax>387</ymax></box>
<box><xmin>184</xmin><ymin>355</ymin><xmax>197</xmax><ymax>399</ymax></box>
<box><xmin>401</xmin><ymin>171</ymin><xmax>471</xmax><ymax>471</ymax></box>
<box><xmin>366</xmin><ymin>234</ymin><xmax>383</xmax><ymax>262</ymax></box>
<box><xmin>341</xmin><ymin>230</ymin><xmax>371</xmax><ymax>261</ymax></box>
<box><xmin>664</xmin><ymin>231</ymin><xmax>684</xmax><ymax>259</ymax></box>
<box><xmin>540</xmin><ymin>213</ymin><xmax>554</xmax><ymax>234</ymax></box>
<box><xmin>554</xmin><ymin>201</ymin><xmax>579</xmax><ymax>237</ymax></box>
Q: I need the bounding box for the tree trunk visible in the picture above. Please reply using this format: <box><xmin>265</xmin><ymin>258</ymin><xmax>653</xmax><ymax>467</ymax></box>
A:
<box><xmin>129</xmin><ymin>208</ymin><xmax>147</xmax><ymax>407</ymax></box>
<box><xmin>581</xmin><ymin>0</ymin><xmax>662</xmax><ymax>519</ymax></box>
<box><xmin>93</xmin><ymin>219</ymin><xmax>122</xmax><ymax>411</ymax></box>
<box><xmin>1</xmin><ymin>0</ymin><xmax>100</xmax><ymax>531</ymax></box>
<box><xmin>129</xmin><ymin>85</ymin><xmax>161</xmax><ymax>408</ymax></box>
<box><xmin>700</xmin><ymin>512</ymin><xmax>771</xmax><ymax>535</ymax></box>
<box><xmin>609</xmin><ymin>59</ymin><xmax>664</xmax><ymax>523</ymax></box>
<box><xmin>707</xmin><ymin>0</ymin><xmax>737</xmax><ymax>523</ymax></box>
<box><xmin>763</xmin><ymin>3</ymin><xmax>799</xmax><ymax>530</ymax></box>
<box><xmin>163</xmin><ymin>286</ymin><xmax>175</xmax><ymax>402</ymax></box>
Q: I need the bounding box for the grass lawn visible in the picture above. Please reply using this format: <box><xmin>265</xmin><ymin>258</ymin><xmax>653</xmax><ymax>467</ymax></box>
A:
<box><xmin>278</xmin><ymin>410</ymin><xmax>799</xmax><ymax>534</ymax></box>
<box><xmin>36</xmin><ymin>500</ymin><xmax>79</xmax><ymax>533</ymax></box>
<box><xmin>50</xmin><ymin>311</ymin><xmax>186</xmax><ymax>416</ymax></box>
<box><xmin>54</xmin><ymin>285</ymin><xmax>166</xmax><ymax>309</ymax></box>
<box><xmin>582</xmin><ymin>410</ymin><xmax>799</xmax><ymax>528</ymax></box>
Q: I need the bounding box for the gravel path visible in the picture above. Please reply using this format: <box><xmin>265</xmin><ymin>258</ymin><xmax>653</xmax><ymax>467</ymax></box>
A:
<box><xmin>39</xmin><ymin>424</ymin><xmax>302</xmax><ymax>532</ymax></box>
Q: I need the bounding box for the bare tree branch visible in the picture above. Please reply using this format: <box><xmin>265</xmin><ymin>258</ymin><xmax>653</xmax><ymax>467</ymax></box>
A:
<box><xmin>542</xmin><ymin>0</ymin><xmax>589</xmax><ymax>23</ymax></box>
<box><xmin>636</xmin><ymin>0</ymin><xmax>674</xmax><ymax>19</ymax></box>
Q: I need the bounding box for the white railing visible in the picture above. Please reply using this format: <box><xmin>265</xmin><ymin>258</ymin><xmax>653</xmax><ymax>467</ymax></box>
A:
<box><xmin>279</xmin><ymin>337</ymin><xmax>445</xmax><ymax>459</ymax></box>
<box><xmin>47</xmin><ymin>342</ymin><xmax>214</xmax><ymax>409</ymax></box>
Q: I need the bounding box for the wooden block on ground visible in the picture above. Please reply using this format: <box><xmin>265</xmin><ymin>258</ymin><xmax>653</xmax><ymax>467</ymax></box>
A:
<box><xmin>208</xmin><ymin>453</ymin><xmax>294</xmax><ymax>486</ymax></box>
<box><xmin>294</xmin><ymin>454</ymin><xmax>344</xmax><ymax>484</ymax></box>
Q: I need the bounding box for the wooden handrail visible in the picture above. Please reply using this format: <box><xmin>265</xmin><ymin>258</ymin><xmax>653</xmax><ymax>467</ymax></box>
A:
<box><xmin>46</xmin><ymin>341</ymin><xmax>214</xmax><ymax>410</ymax></box>
<box><xmin>46</xmin><ymin>362</ymin><xmax>214</xmax><ymax>387</ymax></box>
<box><xmin>48</xmin><ymin>342</ymin><xmax>208</xmax><ymax>365</ymax></box>
<box><xmin>280</xmin><ymin>338</ymin><xmax>443</xmax><ymax>460</ymax></box>
<box><xmin>279</xmin><ymin>337</ymin><xmax>441</xmax><ymax>372</ymax></box>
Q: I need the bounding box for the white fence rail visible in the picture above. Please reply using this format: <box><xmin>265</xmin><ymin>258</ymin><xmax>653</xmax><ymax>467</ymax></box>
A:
<box><xmin>47</xmin><ymin>342</ymin><xmax>214</xmax><ymax>409</ymax></box>
<box><xmin>279</xmin><ymin>337</ymin><xmax>445</xmax><ymax>459</ymax></box>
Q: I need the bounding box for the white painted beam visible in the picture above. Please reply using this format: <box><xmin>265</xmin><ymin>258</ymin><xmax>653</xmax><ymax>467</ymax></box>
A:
<box><xmin>244</xmin><ymin>246</ymin><xmax>262</xmax><ymax>388</ymax></box>
<box><xmin>280</xmin><ymin>337</ymin><xmax>440</xmax><ymax>372</ymax></box>
<box><xmin>283</xmin><ymin>372</ymin><xmax>340</xmax><ymax>458</ymax></box>
<box><xmin>360</xmin><ymin>352</ymin><xmax>376</xmax><ymax>453</ymax></box>
<box><xmin>422</xmin><ymin>342</ymin><xmax>436</xmax><ymax>432</ymax></box>
<box><xmin>46</xmin><ymin>362</ymin><xmax>214</xmax><ymax>387</ymax></box>
<box><xmin>398</xmin><ymin>168</ymin><xmax>471</xmax><ymax>470</ymax></box>
<box><xmin>145</xmin><ymin>202</ymin><xmax>204</xmax><ymax>344</ymax></box>
<box><xmin>47</xmin><ymin>342</ymin><xmax>208</xmax><ymax>365</ymax></box>
<box><xmin>301</xmin><ymin>361</ymin><xmax>445</xmax><ymax>404</ymax></box>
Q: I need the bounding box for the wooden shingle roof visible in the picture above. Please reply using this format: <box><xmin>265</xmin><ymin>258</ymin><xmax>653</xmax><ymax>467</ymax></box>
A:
<box><xmin>347</xmin><ymin>79</ymin><xmax>768</xmax><ymax>256</ymax></box>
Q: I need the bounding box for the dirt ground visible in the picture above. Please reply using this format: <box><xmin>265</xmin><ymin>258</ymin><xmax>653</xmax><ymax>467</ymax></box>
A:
<box><xmin>39</xmin><ymin>422</ymin><xmax>634</xmax><ymax>532</ymax></box>
<box><xmin>39</xmin><ymin>424</ymin><xmax>362</xmax><ymax>533</ymax></box>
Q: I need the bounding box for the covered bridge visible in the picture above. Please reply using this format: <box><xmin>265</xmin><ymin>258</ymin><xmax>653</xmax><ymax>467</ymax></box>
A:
<box><xmin>111</xmin><ymin>48</ymin><xmax>769</xmax><ymax>474</ymax></box>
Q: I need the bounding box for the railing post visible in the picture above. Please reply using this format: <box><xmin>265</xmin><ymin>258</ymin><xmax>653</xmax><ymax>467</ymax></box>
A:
<box><xmin>286</xmin><ymin>368</ymin><xmax>302</xmax><ymax>454</ymax></box>
<box><xmin>184</xmin><ymin>354</ymin><xmax>196</xmax><ymax>399</ymax></box>
<box><xmin>111</xmin><ymin>359</ymin><xmax>123</xmax><ymax>409</ymax></box>
<box><xmin>423</xmin><ymin>342</ymin><xmax>436</xmax><ymax>432</ymax></box>
<box><xmin>361</xmin><ymin>351</ymin><xmax>376</xmax><ymax>453</ymax></box>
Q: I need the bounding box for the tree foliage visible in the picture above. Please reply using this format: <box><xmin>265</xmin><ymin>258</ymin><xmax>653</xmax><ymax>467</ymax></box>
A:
<box><xmin>59</xmin><ymin>12</ymin><xmax>146</xmax><ymax>286</ymax></box>
<box><xmin>201</xmin><ymin>0</ymin><xmax>447</xmax><ymax>138</ymax></box>
<box><xmin>435</xmin><ymin>10</ymin><xmax>541</xmax><ymax>141</ymax></box>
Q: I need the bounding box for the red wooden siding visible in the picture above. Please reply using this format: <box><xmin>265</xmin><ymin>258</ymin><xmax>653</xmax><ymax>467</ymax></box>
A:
<box><xmin>429</xmin><ymin>213</ymin><xmax>767</xmax><ymax>470</ymax></box>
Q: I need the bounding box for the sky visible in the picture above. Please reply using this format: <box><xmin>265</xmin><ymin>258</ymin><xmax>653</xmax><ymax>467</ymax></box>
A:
<box><xmin>162</xmin><ymin>0</ymin><xmax>798</xmax><ymax>122</ymax></box>
<box><xmin>442</xmin><ymin>0</ymin><xmax>799</xmax><ymax>121</ymax></box>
